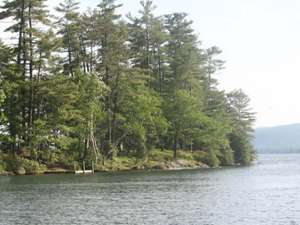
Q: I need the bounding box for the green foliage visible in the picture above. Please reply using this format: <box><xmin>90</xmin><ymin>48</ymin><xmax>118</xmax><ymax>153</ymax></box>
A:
<box><xmin>164</xmin><ymin>90</ymin><xmax>204</xmax><ymax>152</ymax></box>
<box><xmin>0</xmin><ymin>0</ymin><xmax>256</xmax><ymax>173</ymax></box>
<box><xmin>117</xmin><ymin>70</ymin><xmax>168</xmax><ymax>158</ymax></box>
<box><xmin>21</xmin><ymin>158</ymin><xmax>47</xmax><ymax>175</ymax></box>
<box><xmin>97</xmin><ymin>156</ymin><xmax>140</xmax><ymax>171</ymax></box>
<box><xmin>6</xmin><ymin>156</ymin><xmax>47</xmax><ymax>175</ymax></box>
<box><xmin>0</xmin><ymin>164</ymin><xmax>4</xmax><ymax>174</ymax></box>
<box><xmin>206</xmin><ymin>149</ymin><xmax>220</xmax><ymax>168</ymax></box>
<box><xmin>192</xmin><ymin>151</ymin><xmax>208</xmax><ymax>162</ymax></box>
<box><xmin>148</xmin><ymin>149</ymin><xmax>174</xmax><ymax>162</ymax></box>
<box><xmin>0</xmin><ymin>154</ymin><xmax>6</xmax><ymax>173</ymax></box>
<box><xmin>227</xmin><ymin>89</ymin><xmax>256</xmax><ymax>165</ymax></box>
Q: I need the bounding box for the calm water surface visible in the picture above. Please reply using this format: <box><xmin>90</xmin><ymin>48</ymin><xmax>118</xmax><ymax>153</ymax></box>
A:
<box><xmin>0</xmin><ymin>154</ymin><xmax>300</xmax><ymax>225</ymax></box>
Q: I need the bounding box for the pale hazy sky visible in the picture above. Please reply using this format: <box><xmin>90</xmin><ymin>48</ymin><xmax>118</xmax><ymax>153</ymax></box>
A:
<box><xmin>2</xmin><ymin>0</ymin><xmax>300</xmax><ymax>128</ymax></box>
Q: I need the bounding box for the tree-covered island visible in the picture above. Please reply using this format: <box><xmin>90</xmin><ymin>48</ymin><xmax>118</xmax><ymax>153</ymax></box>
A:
<box><xmin>0</xmin><ymin>0</ymin><xmax>255</xmax><ymax>175</ymax></box>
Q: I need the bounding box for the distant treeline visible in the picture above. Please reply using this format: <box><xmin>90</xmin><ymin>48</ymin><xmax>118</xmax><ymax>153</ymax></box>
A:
<box><xmin>257</xmin><ymin>149</ymin><xmax>300</xmax><ymax>154</ymax></box>
<box><xmin>0</xmin><ymin>0</ymin><xmax>255</xmax><ymax>172</ymax></box>
<box><xmin>254</xmin><ymin>124</ymin><xmax>300</xmax><ymax>154</ymax></box>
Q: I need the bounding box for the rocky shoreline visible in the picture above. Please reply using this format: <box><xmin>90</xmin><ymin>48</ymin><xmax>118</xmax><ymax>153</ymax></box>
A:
<box><xmin>0</xmin><ymin>159</ymin><xmax>211</xmax><ymax>176</ymax></box>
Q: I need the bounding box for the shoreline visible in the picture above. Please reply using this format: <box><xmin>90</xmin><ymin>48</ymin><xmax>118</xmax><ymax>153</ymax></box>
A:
<box><xmin>0</xmin><ymin>159</ymin><xmax>211</xmax><ymax>176</ymax></box>
<box><xmin>0</xmin><ymin>163</ymin><xmax>251</xmax><ymax>176</ymax></box>
<box><xmin>0</xmin><ymin>149</ymin><xmax>252</xmax><ymax>176</ymax></box>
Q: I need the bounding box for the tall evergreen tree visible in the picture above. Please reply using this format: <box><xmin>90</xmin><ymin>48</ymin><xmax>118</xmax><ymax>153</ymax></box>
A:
<box><xmin>0</xmin><ymin>0</ymin><xmax>56</xmax><ymax>153</ymax></box>
<box><xmin>128</xmin><ymin>0</ymin><xmax>167</xmax><ymax>92</ymax></box>
<box><xmin>93</xmin><ymin>0</ymin><xmax>126</xmax><ymax>158</ymax></box>
<box><xmin>55</xmin><ymin>0</ymin><xmax>81</xmax><ymax>76</ymax></box>
<box><xmin>164</xmin><ymin>13</ymin><xmax>202</xmax><ymax>94</ymax></box>
<box><xmin>163</xmin><ymin>13</ymin><xmax>205</xmax><ymax>158</ymax></box>
<box><xmin>227</xmin><ymin>89</ymin><xmax>256</xmax><ymax>165</ymax></box>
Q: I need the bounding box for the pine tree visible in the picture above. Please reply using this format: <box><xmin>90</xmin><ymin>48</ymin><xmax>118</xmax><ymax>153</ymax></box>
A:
<box><xmin>55</xmin><ymin>0</ymin><xmax>81</xmax><ymax>76</ymax></box>
<box><xmin>128</xmin><ymin>0</ymin><xmax>167</xmax><ymax>92</ymax></box>
<box><xmin>227</xmin><ymin>89</ymin><xmax>256</xmax><ymax>165</ymax></box>
<box><xmin>164</xmin><ymin>90</ymin><xmax>203</xmax><ymax>159</ymax></box>
<box><xmin>93</xmin><ymin>0</ymin><xmax>126</xmax><ymax>159</ymax></box>
<box><xmin>164</xmin><ymin>13</ymin><xmax>202</xmax><ymax>94</ymax></box>
<box><xmin>163</xmin><ymin>13</ymin><xmax>206</xmax><ymax>158</ymax></box>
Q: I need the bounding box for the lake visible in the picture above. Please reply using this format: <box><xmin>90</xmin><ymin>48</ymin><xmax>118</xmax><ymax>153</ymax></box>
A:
<box><xmin>0</xmin><ymin>154</ymin><xmax>300</xmax><ymax>225</ymax></box>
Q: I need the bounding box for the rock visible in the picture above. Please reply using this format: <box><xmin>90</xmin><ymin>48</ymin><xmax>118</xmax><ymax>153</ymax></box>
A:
<box><xmin>15</xmin><ymin>167</ymin><xmax>26</xmax><ymax>175</ymax></box>
<box><xmin>0</xmin><ymin>171</ymin><xmax>14</xmax><ymax>176</ymax></box>
<box><xmin>152</xmin><ymin>163</ymin><xmax>167</xmax><ymax>170</ymax></box>
<box><xmin>197</xmin><ymin>162</ymin><xmax>210</xmax><ymax>169</ymax></box>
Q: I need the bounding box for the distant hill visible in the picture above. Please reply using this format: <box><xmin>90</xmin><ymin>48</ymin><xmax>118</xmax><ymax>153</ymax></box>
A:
<box><xmin>254</xmin><ymin>124</ymin><xmax>300</xmax><ymax>153</ymax></box>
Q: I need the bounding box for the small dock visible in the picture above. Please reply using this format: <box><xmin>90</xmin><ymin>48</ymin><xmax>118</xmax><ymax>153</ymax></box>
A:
<box><xmin>74</xmin><ymin>161</ymin><xmax>95</xmax><ymax>175</ymax></box>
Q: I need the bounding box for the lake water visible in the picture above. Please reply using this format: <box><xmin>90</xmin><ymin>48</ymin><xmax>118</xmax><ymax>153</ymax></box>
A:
<box><xmin>0</xmin><ymin>154</ymin><xmax>300</xmax><ymax>225</ymax></box>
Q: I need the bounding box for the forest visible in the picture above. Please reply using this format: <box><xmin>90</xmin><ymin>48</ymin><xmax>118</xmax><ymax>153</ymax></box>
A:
<box><xmin>0</xmin><ymin>0</ymin><xmax>255</xmax><ymax>175</ymax></box>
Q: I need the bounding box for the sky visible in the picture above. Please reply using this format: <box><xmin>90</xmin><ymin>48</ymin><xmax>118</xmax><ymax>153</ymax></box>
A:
<box><xmin>1</xmin><ymin>0</ymin><xmax>300</xmax><ymax>128</ymax></box>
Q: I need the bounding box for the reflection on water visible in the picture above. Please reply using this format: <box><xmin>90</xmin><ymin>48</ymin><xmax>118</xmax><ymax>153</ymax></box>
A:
<box><xmin>0</xmin><ymin>154</ymin><xmax>300</xmax><ymax>225</ymax></box>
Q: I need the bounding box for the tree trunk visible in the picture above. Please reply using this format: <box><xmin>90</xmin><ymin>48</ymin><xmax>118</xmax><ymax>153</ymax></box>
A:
<box><xmin>158</xmin><ymin>45</ymin><xmax>163</xmax><ymax>95</ymax></box>
<box><xmin>21</xmin><ymin>9</ymin><xmax>27</xmax><ymax>145</ymax></box>
<box><xmin>173</xmin><ymin>132</ymin><xmax>178</xmax><ymax>159</ymax></box>
<box><xmin>28</xmin><ymin>0</ymin><xmax>34</xmax><ymax>146</ymax></box>
<box><xmin>17</xmin><ymin>0</ymin><xmax>25</xmax><ymax>65</ymax></box>
<box><xmin>66</xmin><ymin>26</ymin><xmax>73</xmax><ymax>76</ymax></box>
<box><xmin>111</xmin><ymin>69</ymin><xmax>121</xmax><ymax>145</ymax></box>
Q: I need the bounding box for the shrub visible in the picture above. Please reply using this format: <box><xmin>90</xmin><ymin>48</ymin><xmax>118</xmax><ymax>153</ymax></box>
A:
<box><xmin>192</xmin><ymin>151</ymin><xmax>208</xmax><ymax>162</ymax></box>
<box><xmin>0</xmin><ymin>154</ymin><xmax>5</xmax><ymax>173</ymax></box>
<box><xmin>148</xmin><ymin>149</ymin><xmax>173</xmax><ymax>162</ymax></box>
<box><xmin>22</xmin><ymin>159</ymin><xmax>47</xmax><ymax>174</ymax></box>
<box><xmin>177</xmin><ymin>151</ymin><xmax>194</xmax><ymax>161</ymax></box>
<box><xmin>6</xmin><ymin>156</ymin><xmax>47</xmax><ymax>175</ymax></box>
<box><xmin>0</xmin><ymin>163</ymin><xmax>5</xmax><ymax>173</ymax></box>
<box><xmin>205</xmin><ymin>150</ymin><xmax>220</xmax><ymax>168</ymax></box>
